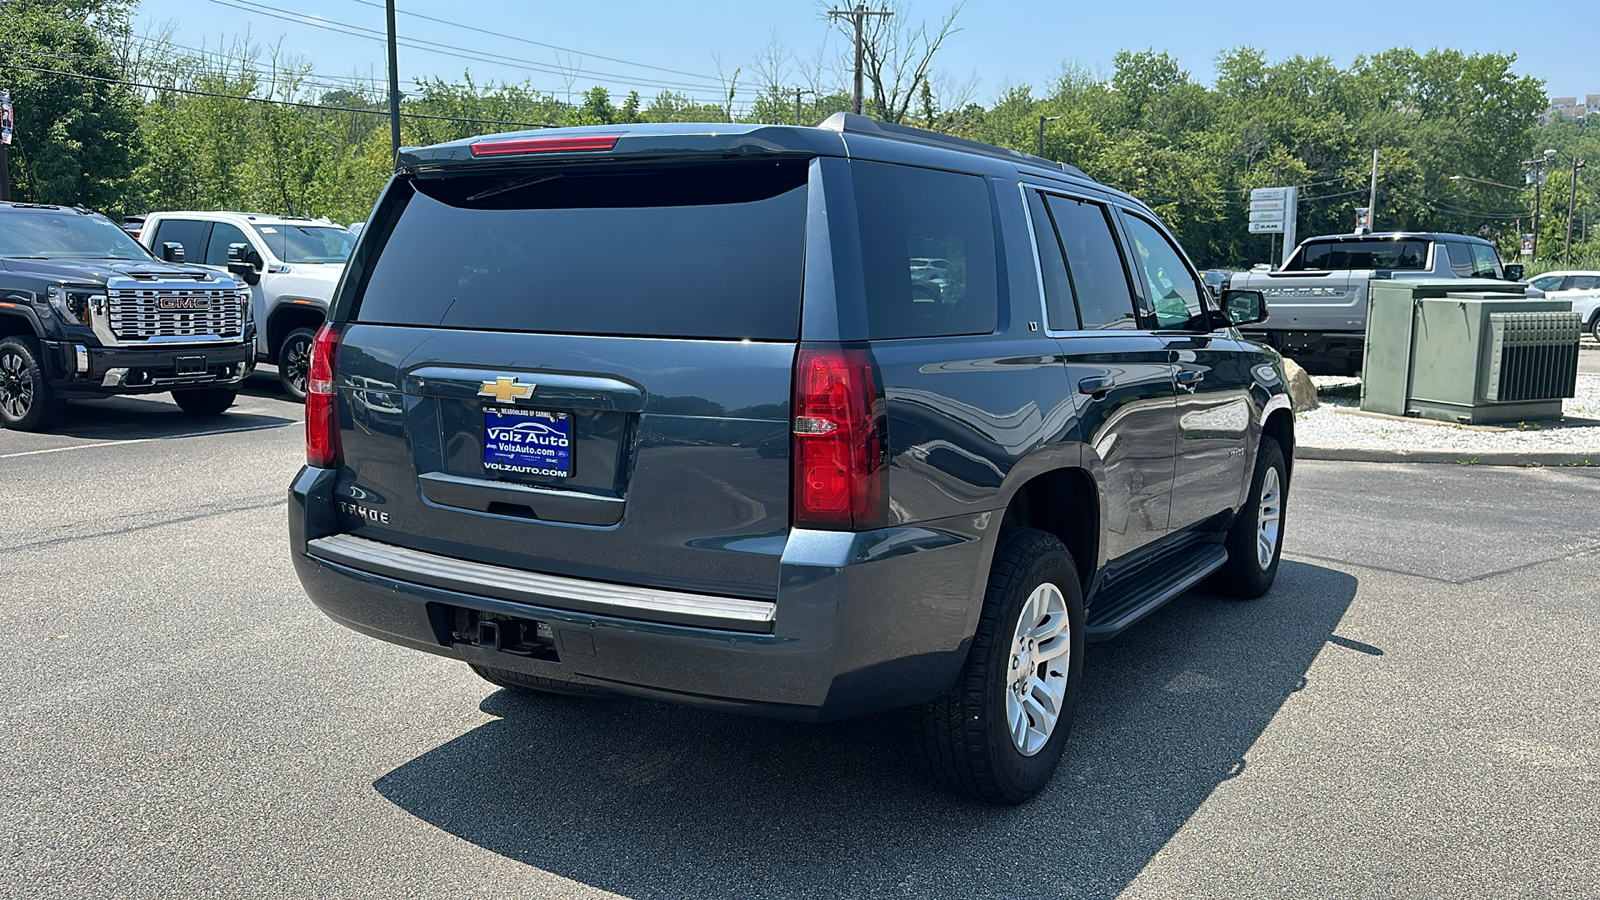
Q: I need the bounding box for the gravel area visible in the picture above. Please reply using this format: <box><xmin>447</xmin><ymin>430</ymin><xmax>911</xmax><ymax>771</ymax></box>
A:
<box><xmin>1296</xmin><ymin>373</ymin><xmax>1600</xmax><ymax>454</ymax></box>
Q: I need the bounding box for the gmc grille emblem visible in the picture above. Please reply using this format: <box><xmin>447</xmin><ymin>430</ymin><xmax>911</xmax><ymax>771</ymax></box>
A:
<box><xmin>157</xmin><ymin>297</ymin><xmax>212</xmax><ymax>310</ymax></box>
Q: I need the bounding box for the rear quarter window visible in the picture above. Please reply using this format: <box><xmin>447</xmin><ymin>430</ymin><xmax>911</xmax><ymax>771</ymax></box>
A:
<box><xmin>353</xmin><ymin>160</ymin><xmax>810</xmax><ymax>340</ymax></box>
<box><xmin>851</xmin><ymin>161</ymin><xmax>999</xmax><ymax>340</ymax></box>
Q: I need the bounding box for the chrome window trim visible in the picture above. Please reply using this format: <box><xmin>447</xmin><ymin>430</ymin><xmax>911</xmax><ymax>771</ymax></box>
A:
<box><xmin>307</xmin><ymin>533</ymin><xmax>778</xmax><ymax>631</ymax></box>
<box><xmin>1018</xmin><ymin>182</ymin><xmax>1154</xmax><ymax>339</ymax></box>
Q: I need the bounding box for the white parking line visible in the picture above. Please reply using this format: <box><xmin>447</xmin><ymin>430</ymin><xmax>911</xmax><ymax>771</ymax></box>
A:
<box><xmin>0</xmin><ymin>422</ymin><xmax>294</xmax><ymax>459</ymax></box>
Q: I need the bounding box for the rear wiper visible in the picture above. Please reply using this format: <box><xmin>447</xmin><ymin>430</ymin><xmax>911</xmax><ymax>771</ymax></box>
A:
<box><xmin>466</xmin><ymin>173</ymin><xmax>563</xmax><ymax>203</ymax></box>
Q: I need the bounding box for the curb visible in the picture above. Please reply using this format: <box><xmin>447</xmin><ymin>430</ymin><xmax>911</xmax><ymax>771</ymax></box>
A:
<box><xmin>1296</xmin><ymin>446</ymin><xmax>1599</xmax><ymax>466</ymax></box>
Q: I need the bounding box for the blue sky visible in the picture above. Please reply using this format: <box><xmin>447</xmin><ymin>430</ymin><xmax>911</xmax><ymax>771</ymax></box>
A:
<box><xmin>136</xmin><ymin>0</ymin><xmax>1595</xmax><ymax>106</ymax></box>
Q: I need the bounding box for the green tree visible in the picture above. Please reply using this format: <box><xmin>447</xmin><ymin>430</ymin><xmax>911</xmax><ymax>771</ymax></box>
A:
<box><xmin>0</xmin><ymin>0</ymin><xmax>141</xmax><ymax>216</ymax></box>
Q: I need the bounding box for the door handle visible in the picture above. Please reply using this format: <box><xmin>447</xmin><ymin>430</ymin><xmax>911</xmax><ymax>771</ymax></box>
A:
<box><xmin>1078</xmin><ymin>375</ymin><xmax>1115</xmax><ymax>396</ymax></box>
<box><xmin>1176</xmin><ymin>369</ymin><xmax>1205</xmax><ymax>388</ymax></box>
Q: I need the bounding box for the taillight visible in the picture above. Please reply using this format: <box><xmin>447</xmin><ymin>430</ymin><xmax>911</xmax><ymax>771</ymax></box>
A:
<box><xmin>469</xmin><ymin>135</ymin><xmax>620</xmax><ymax>156</ymax></box>
<box><xmin>305</xmin><ymin>323</ymin><xmax>343</xmax><ymax>468</ymax></box>
<box><xmin>792</xmin><ymin>344</ymin><xmax>886</xmax><ymax>530</ymax></box>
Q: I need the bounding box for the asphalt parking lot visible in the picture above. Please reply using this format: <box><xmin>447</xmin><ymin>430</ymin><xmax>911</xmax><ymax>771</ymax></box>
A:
<box><xmin>2</xmin><ymin>371</ymin><xmax>1597</xmax><ymax>899</ymax></box>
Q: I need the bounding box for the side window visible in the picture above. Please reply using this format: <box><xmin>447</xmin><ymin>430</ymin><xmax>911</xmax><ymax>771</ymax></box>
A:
<box><xmin>1043</xmin><ymin>193</ymin><xmax>1139</xmax><ymax>330</ymax></box>
<box><xmin>150</xmin><ymin>219</ymin><xmax>209</xmax><ymax>262</ymax></box>
<box><xmin>1026</xmin><ymin>190</ymin><xmax>1077</xmax><ymax>329</ymax></box>
<box><xmin>852</xmin><ymin>161</ymin><xmax>999</xmax><ymax>340</ymax></box>
<box><xmin>1445</xmin><ymin>241</ymin><xmax>1478</xmax><ymax>277</ymax></box>
<box><xmin>1530</xmin><ymin>275</ymin><xmax>1563</xmax><ymax>292</ymax></box>
<box><xmin>1120</xmin><ymin>212</ymin><xmax>1207</xmax><ymax>331</ymax></box>
<box><xmin>204</xmin><ymin>222</ymin><xmax>251</xmax><ymax>267</ymax></box>
<box><xmin>1469</xmin><ymin>244</ymin><xmax>1503</xmax><ymax>279</ymax></box>
<box><xmin>1570</xmin><ymin>275</ymin><xmax>1600</xmax><ymax>291</ymax></box>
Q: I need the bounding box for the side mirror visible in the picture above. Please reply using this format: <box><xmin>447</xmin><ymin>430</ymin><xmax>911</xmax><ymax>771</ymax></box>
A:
<box><xmin>226</xmin><ymin>244</ymin><xmax>262</xmax><ymax>286</ymax></box>
<box><xmin>1503</xmin><ymin>263</ymin><xmax>1525</xmax><ymax>282</ymax></box>
<box><xmin>1220</xmin><ymin>289</ymin><xmax>1268</xmax><ymax>327</ymax></box>
<box><xmin>161</xmin><ymin>242</ymin><xmax>185</xmax><ymax>263</ymax></box>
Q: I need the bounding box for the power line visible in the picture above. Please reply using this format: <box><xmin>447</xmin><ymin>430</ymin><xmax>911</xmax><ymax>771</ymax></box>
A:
<box><xmin>0</xmin><ymin>62</ymin><xmax>556</xmax><ymax>129</ymax></box>
<box><xmin>205</xmin><ymin>0</ymin><xmax>733</xmax><ymax>99</ymax></box>
<box><xmin>339</xmin><ymin>0</ymin><xmax>722</xmax><ymax>84</ymax></box>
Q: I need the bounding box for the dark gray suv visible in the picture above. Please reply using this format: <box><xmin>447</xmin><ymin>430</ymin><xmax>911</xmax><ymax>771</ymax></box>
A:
<box><xmin>289</xmin><ymin>114</ymin><xmax>1294</xmax><ymax>803</ymax></box>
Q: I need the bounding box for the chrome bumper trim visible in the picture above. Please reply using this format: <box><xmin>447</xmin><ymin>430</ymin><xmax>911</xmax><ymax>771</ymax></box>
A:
<box><xmin>307</xmin><ymin>534</ymin><xmax>778</xmax><ymax>630</ymax></box>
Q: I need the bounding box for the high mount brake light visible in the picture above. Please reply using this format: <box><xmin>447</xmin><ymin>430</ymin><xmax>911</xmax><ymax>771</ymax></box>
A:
<box><xmin>792</xmin><ymin>345</ymin><xmax>887</xmax><ymax>530</ymax></box>
<box><xmin>469</xmin><ymin>136</ymin><xmax>620</xmax><ymax>157</ymax></box>
<box><xmin>305</xmin><ymin>323</ymin><xmax>343</xmax><ymax>469</ymax></box>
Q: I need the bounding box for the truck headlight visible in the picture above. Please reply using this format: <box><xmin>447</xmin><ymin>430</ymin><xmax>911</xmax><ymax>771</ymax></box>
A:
<box><xmin>46</xmin><ymin>285</ymin><xmax>103</xmax><ymax>325</ymax></box>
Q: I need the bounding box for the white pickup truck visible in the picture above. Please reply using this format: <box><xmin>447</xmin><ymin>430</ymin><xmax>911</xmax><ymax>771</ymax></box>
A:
<box><xmin>141</xmin><ymin>212</ymin><xmax>354</xmax><ymax>399</ymax></box>
<box><xmin>1228</xmin><ymin>232</ymin><xmax>1538</xmax><ymax>374</ymax></box>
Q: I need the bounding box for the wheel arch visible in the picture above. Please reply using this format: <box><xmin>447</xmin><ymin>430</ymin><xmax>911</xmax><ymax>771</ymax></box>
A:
<box><xmin>266</xmin><ymin>304</ymin><xmax>327</xmax><ymax>360</ymax></box>
<box><xmin>997</xmin><ymin>466</ymin><xmax>1099</xmax><ymax>595</ymax></box>
<box><xmin>1262</xmin><ymin>406</ymin><xmax>1295</xmax><ymax>482</ymax></box>
<box><xmin>0</xmin><ymin>306</ymin><xmax>45</xmax><ymax>339</ymax></box>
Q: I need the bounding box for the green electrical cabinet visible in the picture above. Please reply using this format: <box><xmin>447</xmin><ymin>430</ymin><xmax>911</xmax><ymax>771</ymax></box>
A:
<box><xmin>1361</xmin><ymin>280</ymin><xmax>1579</xmax><ymax>425</ymax></box>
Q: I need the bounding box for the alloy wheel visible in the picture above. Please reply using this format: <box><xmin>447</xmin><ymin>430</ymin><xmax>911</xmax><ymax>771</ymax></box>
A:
<box><xmin>0</xmin><ymin>350</ymin><xmax>35</xmax><ymax>420</ymax></box>
<box><xmin>283</xmin><ymin>336</ymin><xmax>311</xmax><ymax>397</ymax></box>
<box><xmin>1005</xmin><ymin>582</ymin><xmax>1072</xmax><ymax>756</ymax></box>
<box><xmin>1256</xmin><ymin>466</ymin><xmax>1283</xmax><ymax>569</ymax></box>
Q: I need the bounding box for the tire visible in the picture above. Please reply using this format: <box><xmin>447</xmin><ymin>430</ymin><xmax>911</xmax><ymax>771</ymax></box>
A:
<box><xmin>470</xmin><ymin>663</ymin><xmax>612</xmax><ymax>698</ymax></box>
<box><xmin>1588</xmin><ymin>311</ymin><xmax>1600</xmax><ymax>344</ymax></box>
<box><xmin>910</xmin><ymin>528</ymin><xmax>1085</xmax><ymax>804</ymax></box>
<box><xmin>1209</xmin><ymin>434</ymin><xmax>1288</xmax><ymax>599</ymax></box>
<box><xmin>0</xmin><ymin>335</ymin><xmax>63</xmax><ymax>432</ymax></box>
<box><xmin>172</xmin><ymin>387</ymin><xmax>238</xmax><ymax>416</ymax></box>
<box><xmin>277</xmin><ymin>327</ymin><xmax>317</xmax><ymax>402</ymax></box>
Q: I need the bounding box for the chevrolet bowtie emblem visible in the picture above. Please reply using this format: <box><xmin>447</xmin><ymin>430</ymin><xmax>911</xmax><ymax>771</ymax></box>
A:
<box><xmin>478</xmin><ymin>377</ymin><xmax>536</xmax><ymax>403</ymax></box>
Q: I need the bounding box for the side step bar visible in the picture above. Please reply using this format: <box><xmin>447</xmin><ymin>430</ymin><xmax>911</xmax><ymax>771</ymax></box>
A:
<box><xmin>306</xmin><ymin>533</ymin><xmax>777</xmax><ymax>632</ymax></box>
<box><xmin>1084</xmin><ymin>543</ymin><xmax>1229</xmax><ymax>641</ymax></box>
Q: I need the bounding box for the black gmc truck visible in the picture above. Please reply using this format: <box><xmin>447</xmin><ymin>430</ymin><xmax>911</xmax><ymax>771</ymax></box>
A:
<box><xmin>0</xmin><ymin>202</ymin><xmax>254</xmax><ymax>430</ymax></box>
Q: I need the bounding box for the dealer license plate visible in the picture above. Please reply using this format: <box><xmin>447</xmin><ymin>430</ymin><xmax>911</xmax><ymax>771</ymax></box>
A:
<box><xmin>483</xmin><ymin>407</ymin><xmax>573</xmax><ymax>478</ymax></box>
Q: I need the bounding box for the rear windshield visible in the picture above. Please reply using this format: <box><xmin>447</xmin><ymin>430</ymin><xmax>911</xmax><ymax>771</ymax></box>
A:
<box><xmin>353</xmin><ymin>160</ymin><xmax>809</xmax><ymax>340</ymax></box>
<box><xmin>1286</xmin><ymin>239</ymin><xmax>1431</xmax><ymax>271</ymax></box>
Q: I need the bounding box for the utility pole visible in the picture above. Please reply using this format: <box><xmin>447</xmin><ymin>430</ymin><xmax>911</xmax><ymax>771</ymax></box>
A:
<box><xmin>1367</xmin><ymin>148</ymin><xmax>1379</xmax><ymax>232</ymax></box>
<box><xmin>385</xmin><ymin>0</ymin><xmax>402</xmax><ymax>167</ymax></box>
<box><xmin>1566</xmin><ymin>156</ymin><xmax>1587</xmax><ymax>265</ymax></box>
<box><xmin>828</xmin><ymin>4</ymin><xmax>893</xmax><ymax>116</ymax></box>
<box><xmin>1522</xmin><ymin>150</ymin><xmax>1556</xmax><ymax>262</ymax></box>
<box><xmin>792</xmin><ymin>87</ymin><xmax>815</xmax><ymax>126</ymax></box>
<box><xmin>1036</xmin><ymin>115</ymin><xmax>1060</xmax><ymax>158</ymax></box>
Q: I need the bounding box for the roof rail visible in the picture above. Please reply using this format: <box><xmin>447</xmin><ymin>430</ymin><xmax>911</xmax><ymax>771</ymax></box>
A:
<box><xmin>818</xmin><ymin>112</ymin><xmax>1089</xmax><ymax>179</ymax></box>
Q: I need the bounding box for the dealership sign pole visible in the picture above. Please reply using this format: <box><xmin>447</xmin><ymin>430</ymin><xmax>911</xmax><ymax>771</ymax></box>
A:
<box><xmin>1249</xmin><ymin>186</ymin><xmax>1298</xmax><ymax>268</ymax></box>
<box><xmin>0</xmin><ymin>89</ymin><xmax>12</xmax><ymax>202</ymax></box>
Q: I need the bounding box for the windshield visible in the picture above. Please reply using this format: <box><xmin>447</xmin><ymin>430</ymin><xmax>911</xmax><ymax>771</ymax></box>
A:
<box><xmin>0</xmin><ymin>212</ymin><xmax>154</xmax><ymax>260</ymax></box>
<box><xmin>1286</xmin><ymin>239</ymin><xmax>1431</xmax><ymax>271</ymax></box>
<box><xmin>252</xmin><ymin>224</ymin><xmax>355</xmax><ymax>264</ymax></box>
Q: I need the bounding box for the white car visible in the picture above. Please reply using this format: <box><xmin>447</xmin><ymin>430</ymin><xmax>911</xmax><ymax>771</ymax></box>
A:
<box><xmin>1528</xmin><ymin>270</ymin><xmax>1600</xmax><ymax>342</ymax></box>
<box><xmin>140</xmin><ymin>212</ymin><xmax>355</xmax><ymax>399</ymax></box>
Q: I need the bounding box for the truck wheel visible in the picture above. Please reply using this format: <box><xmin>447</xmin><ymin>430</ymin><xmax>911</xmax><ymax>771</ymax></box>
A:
<box><xmin>909</xmin><ymin>528</ymin><xmax>1084</xmax><ymax>804</ymax></box>
<box><xmin>172</xmin><ymin>388</ymin><xmax>238</xmax><ymax>416</ymax></box>
<box><xmin>0</xmin><ymin>336</ymin><xmax>63</xmax><ymax>431</ymax></box>
<box><xmin>277</xmin><ymin>327</ymin><xmax>317</xmax><ymax>401</ymax></box>
<box><xmin>470</xmin><ymin>663</ymin><xmax>612</xmax><ymax>698</ymax></box>
<box><xmin>1209</xmin><ymin>435</ymin><xmax>1288</xmax><ymax>599</ymax></box>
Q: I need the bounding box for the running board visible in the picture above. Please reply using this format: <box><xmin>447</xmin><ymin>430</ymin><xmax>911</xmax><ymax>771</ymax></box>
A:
<box><xmin>1084</xmin><ymin>544</ymin><xmax>1228</xmax><ymax>641</ymax></box>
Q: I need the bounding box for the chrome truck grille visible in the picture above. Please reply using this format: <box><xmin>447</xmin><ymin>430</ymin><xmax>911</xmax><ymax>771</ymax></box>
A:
<box><xmin>101</xmin><ymin>275</ymin><xmax>247</xmax><ymax>344</ymax></box>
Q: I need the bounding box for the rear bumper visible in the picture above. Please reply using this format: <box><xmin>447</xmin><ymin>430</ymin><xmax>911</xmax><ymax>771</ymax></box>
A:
<box><xmin>42</xmin><ymin>337</ymin><xmax>255</xmax><ymax>396</ymax></box>
<box><xmin>288</xmin><ymin>466</ymin><xmax>992</xmax><ymax>721</ymax></box>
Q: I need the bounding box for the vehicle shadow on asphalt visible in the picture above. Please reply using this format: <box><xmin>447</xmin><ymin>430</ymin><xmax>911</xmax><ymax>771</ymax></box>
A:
<box><xmin>44</xmin><ymin>395</ymin><xmax>296</xmax><ymax>441</ymax></box>
<box><xmin>374</xmin><ymin>560</ymin><xmax>1358</xmax><ymax>899</ymax></box>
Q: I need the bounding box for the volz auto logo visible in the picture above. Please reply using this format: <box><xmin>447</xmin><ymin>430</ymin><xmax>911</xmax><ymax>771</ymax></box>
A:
<box><xmin>157</xmin><ymin>297</ymin><xmax>212</xmax><ymax>310</ymax></box>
